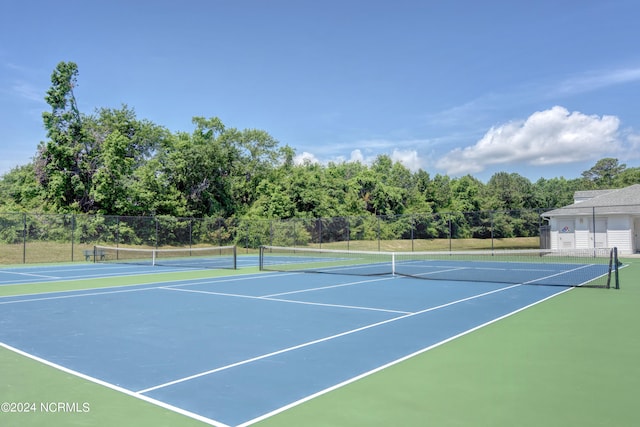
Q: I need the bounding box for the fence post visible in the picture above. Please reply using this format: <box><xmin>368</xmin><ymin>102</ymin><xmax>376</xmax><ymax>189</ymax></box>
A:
<box><xmin>22</xmin><ymin>213</ymin><xmax>26</xmax><ymax>264</ymax></box>
<box><xmin>155</xmin><ymin>215</ymin><xmax>159</xmax><ymax>249</ymax></box>
<box><xmin>411</xmin><ymin>214</ymin><xmax>415</xmax><ymax>252</ymax></box>
<box><xmin>490</xmin><ymin>211</ymin><xmax>494</xmax><ymax>251</ymax></box>
<box><xmin>71</xmin><ymin>214</ymin><xmax>76</xmax><ymax>262</ymax></box>
<box><xmin>448</xmin><ymin>214</ymin><xmax>452</xmax><ymax>252</ymax></box>
<box><xmin>592</xmin><ymin>206</ymin><xmax>596</xmax><ymax>250</ymax></box>
<box><xmin>245</xmin><ymin>221</ymin><xmax>249</xmax><ymax>253</ymax></box>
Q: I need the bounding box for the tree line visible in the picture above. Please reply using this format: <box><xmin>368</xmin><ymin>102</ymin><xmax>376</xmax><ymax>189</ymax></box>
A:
<box><xmin>1</xmin><ymin>62</ymin><xmax>639</xmax><ymax>221</ymax></box>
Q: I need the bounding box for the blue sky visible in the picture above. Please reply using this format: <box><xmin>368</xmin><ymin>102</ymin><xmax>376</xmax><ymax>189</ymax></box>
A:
<box><xmin>1</xmin><ymin>0</ymin><xmax>640</xmax><ymax>182</ymax></box>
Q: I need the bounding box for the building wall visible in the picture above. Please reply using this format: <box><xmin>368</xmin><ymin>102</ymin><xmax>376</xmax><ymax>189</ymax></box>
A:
<box><xmin>607</xmin><ymin>215</ymin><xmax>633</xmax><ymax>254</ymax></box>
<box><xmin>549</xmin><ymin>215</ymin><xmax>634</xmax><ymax>254</ymax></box>
<box><xmin>549</xmin><ymin>218</ymin><xmax>575</xmax><ymax>250</ymax></box>
<box><xmin>575</xmin><ymin>216</ymin><xmax>590</xmax><ymax>249</ymax></box>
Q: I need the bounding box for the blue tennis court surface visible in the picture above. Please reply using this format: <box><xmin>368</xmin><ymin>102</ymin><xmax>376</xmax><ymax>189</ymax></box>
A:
<box><xmin>0</xmin><ymin>261</ymin><xmax>579</xmax><ymax>426</ymax></box>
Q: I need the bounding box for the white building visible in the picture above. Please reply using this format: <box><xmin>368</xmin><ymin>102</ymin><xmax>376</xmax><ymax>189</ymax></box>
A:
<box><xmin>541</xmin><ymin>184</ymin><xmax>640</xmax><ymax>254</ymax></box>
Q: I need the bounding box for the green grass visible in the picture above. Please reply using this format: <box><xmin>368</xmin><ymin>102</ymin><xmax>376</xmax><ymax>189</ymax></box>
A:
<box><xmin>311</xmin><ymin>237</ymin><xmax>540</xmax><ymax>252</ymax></box>
<box><xmin>0</xmin><ymin>258</ymin><xmax>637</xmax><ymax>427</ymax></box>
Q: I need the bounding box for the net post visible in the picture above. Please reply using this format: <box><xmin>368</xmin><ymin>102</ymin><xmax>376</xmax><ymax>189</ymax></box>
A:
<box><xmin>152</xmin><ymin>249</ymin><xmax>156</xmax><ymax>267</ymax></box>
<box><xmin>259</xmin><ymin>246</ymin><xmax>264</xmax><ymax>271</ymax></box>
<box><xmin>614</xmin><ymin>247</ymin><xmax>620</xmax><ymax>290</ymax></box>
<box><xmin>233</xmin><ymin>245</ymin><xmax>237</xmax><ymax>270</ymax></box>
<box><xmin>392</xmin><ymin>253</ymin><xmax>396</xmax><ymax>277</ymax></box>
<box><xmin>606</xmin><ymin>249</ymin><xmax>613</xmax><ymax>289</ymax></box>
<box><xmin>92</xmin><ymin>245</ymin><xmax>97</xmax><ymax>263</ymax></box>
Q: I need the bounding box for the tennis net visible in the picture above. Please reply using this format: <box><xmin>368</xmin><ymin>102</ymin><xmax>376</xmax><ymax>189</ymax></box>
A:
<box><xmin>93</xmin><ymin>245</ymin><xmax>237</xmax><ymax>270</ymax></box>
<box><xmin>259</xmin><ymin>246</ymin><xmax>620</xmax><ymax>288</ymax></box>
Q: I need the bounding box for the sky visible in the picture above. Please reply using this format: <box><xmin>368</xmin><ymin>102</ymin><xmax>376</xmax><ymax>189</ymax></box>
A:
<box><xmin>1</xmin><ymin>0</ymin><xmax>640</xmax><ymax>182</ymax></box>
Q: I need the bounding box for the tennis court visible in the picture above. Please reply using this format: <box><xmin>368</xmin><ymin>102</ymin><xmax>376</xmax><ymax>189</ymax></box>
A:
<box><xmin>0</xmin><ymin>247</ymin><xmax>623</xmax><ymax>426</ymax></box>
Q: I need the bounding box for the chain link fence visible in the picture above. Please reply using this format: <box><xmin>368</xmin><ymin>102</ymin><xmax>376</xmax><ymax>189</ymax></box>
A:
<box><xmin>0</xmin><ymin>209</ymin><xmax>555</xmax><ymax>264</ymax></box>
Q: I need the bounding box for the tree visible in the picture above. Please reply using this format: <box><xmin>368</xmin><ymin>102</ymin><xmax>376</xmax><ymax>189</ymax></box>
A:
<box><xmin>449</xmin><ymin>175</ymin><xmax>483</xmax><ymax>212</ymax></box>
<box><xmin>159</xmin><ymin>118</ymin><xmax>235</xmax><ymax>217</ymax></box>
<box><xmin>154</xmin><ymin>117</ymin><xmax>284</xmax><ymax>218</ymax></box>
<box><xmin>426</xmin><ymin>174</ymin><xmax>452</xmax><ymax>212</ymax></box>
<box><xmin>353</xmin><ymin>167</ymin><xmax>405</xmax><ymax>217</ymax></box>
<box><xmin>533</xmin><ymin>177</ymin><xmax>582</xmax><ymax>208</ymax></box>
<box><xmin>86</xmin><ymin>106</ymin><xmax>167</xmax><ymax>215</ymax></box>
<box><xmin>581</xmin><ymin>158</ymin><xmax>626</xmax><ymax>188</ymax></box>
<box><xmin>614</xmin><ymin>167</ymin><xmax>640</xmax><ymax>187</ymax></box>
<box><xmin>483</xmin><ymin>172</ymin><xmax>535</xmax><ymax>211</ymax></box>
<box><xmin>229</xmin><ymin>127</ymin><xmax>287</xmax><ymax>215</ymax></box>
<box><xmin>36</xmin><ymin>61</ymin><xmax>92</xmax><ymax>212</ymax></box>
<box><xmin>0</xmin><ymin>164</ymin><xmax>42</xmax><ymax>211</ymax></box>
<box><xmin>482</xmin><ymin>172</ymin><xmax>537</xmax><ymax>238</ymax></box>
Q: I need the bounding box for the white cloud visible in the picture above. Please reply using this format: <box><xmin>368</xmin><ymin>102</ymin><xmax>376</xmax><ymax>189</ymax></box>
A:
<box><xmin>293</xmin><ymin>151</ymin><xmax>319</xmax><ymax>165</ymax></box>
<box><xmin>293</xmin><ymin>147</ymin><xmax>425</xmax><ymax>172</ymax></box>
<box><xmin>391</xmin><ymin>149</ymin><xmax>422</xmax><ymax>171</ymax></box>
<box><xmin>556</xmin><ymin>67</ymin><xmax>640</xmax><ymax>96</ymax></box>
<box><xmin>348</xmin><ymin>149</ymin><xmax>365</xmax><ymax>163</ymax></box>
<box><xmin>624</xmin><ymin>133</ymin><xmax>640</xmax><ymax>159</ymax></box>
<box><xmin>436</xmin><ymin>106</ymin><xmax>621</xmax><ymax>175</ymax></box>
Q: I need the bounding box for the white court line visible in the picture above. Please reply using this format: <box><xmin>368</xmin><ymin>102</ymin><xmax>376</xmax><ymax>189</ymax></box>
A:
<box><xmin>410</xmin><ymin>264</ymin><xmax>559</xmax><ymax>273</ymax></box>
<box><xmin>137</xmin><ymin>283</ymin><xmax>521</xmax><ymax>394</ymax></box>
<box><xmin>0</xmin><ymin>270</ymin><xmax>292</xmax><ymax>301</ymax></box>
<box><xmin>0</xmin><ymin>275</ymin><xmax>267</xmax><ymax>304</ymax></box>
<box><xmin>161</xmin><ymin>286</ymin><xmax>412</xmax><ymax>315</ymax></box>
<box><xmin>522</xmin><ymin>263</ymin><xmax>592</xmax><ymax>285</ymax></box>
<box><xmin>408</xmin><ymin>266</ymin><xmax>468</xmax><ymax>277</ymax></box>
<box><xmin>0</xmin><ymin>286</ymin><xmax>162</xmax><ymax>305</ymax></box>
<box><xmin>0</xmin><ymin>269</ymin><xmax>180</xmax><ymax>290</ymax></box>
<box><xmin>0</xmin><ymin>341</ymin><xmax>231</xmax><ymax>427</ymax></box>
<box><xmin>0</xmin><ymin>270</ymin><xmax>61</xmax><ymax>280</ymax></box>
<box><xmin>237</xmin><ymin>285</ymin><xmax>574</xmax><ymax>427</ymax></box>
<box><xmin>260</xmin><ymin>276</ymin><xmax>395</xmax><ymax>298</ymax></box>
<box><xmin>406</xmin><ymin>263</ymin><xmax>595</xmax><ymax>285</ymax></box>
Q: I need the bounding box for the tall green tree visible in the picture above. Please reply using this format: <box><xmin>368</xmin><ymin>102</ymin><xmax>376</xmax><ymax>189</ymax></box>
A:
<box><xmin>426</xmin><ymin>174</ymin><xmax>452</xmax><ymax>212</ymax></box>
<box><xmin>36</xmin><ymin>61</ymin><xmax>92</xmax><ymax>212</ymax></box>
<box><xmin>483</xmin><ymin>172</ymin><xmax>535</xmax><ymax>211</ymax></box>
<box><xmin>228</xmin><ymin>127</ymin><xmax>285</xmax><ymax>214</ymax></box>
<box><xmin>533</xmin><ymin>177</ymin><xmax>582</xmax><ymax>208</ymax></box>
<box><xmin>0</xmin><ymin>164</ymin><xmax>42</xmax><ymax>211</ymax></box>
<box><xmin>614</xmin><ymin>167</ymin><xmax>640</xmax><ymax>187</ymax></box>
<box><xmin>581</xmin><ymin>157</ymin><xmax>626</xmax><ymax>188</ymax></box>
<box><xmin>449</xmin><ymin>175</ymin><xmax>483</xmax><ymax>212</ymax></box>
<box><xmin>155</xmin><ymin>117</ymin><xmax>284</xmax><ymax>218</ymax></box>
<box><xmin>85</xmin><ymin>106</ymin><xmax>168</xmax><ymax>214</ymax></box>
<box><xmin>353</xmin><ymin>166</ymin><xmax>405</xmax><ymax>216</ymax></box>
